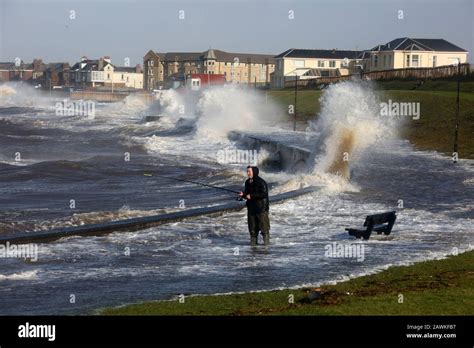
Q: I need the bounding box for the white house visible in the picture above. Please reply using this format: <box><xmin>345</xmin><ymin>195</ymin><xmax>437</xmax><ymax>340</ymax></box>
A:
<box><xmin>71</xmin><ymin>56</ymin><xmax>143</xmax><ymax>89</ymax></box>
<box><xmin>271</xmin><ymin>49</ymin><xmax>361</xmax><ymax>88</ymax></box>
<box><xmin>361</xmin><ymin>38</ymin><xmax>468</xmax><ymax>71</ymax></box>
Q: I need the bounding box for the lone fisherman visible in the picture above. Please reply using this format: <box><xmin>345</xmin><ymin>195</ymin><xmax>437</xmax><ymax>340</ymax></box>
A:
<box><xmin>239</xmin><ymin>166</ymin><xmax>270</xmax><ymax>245</ymax></box>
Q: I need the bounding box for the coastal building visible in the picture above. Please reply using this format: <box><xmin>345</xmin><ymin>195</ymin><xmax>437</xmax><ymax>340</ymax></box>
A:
<box><xmin>70</xmin><ymin>56</ymin><xmax>143</xmax><ymax>89</ymax></box>
<box><xmin>361</xmin><ymin>38</ymin><xmax>468</xmax><ymax>71</ymax></box>
<box><xmin>0</xmin><ymin>61</ymin><xmax>34</xmax><ymax>82</ymax></box>
<box><xmin>271</xmin><ymin>49</ymin><xmax>361</xmax><ymax>88</ymax></box>
<box><xmin>143</xmin><ymin>49</ymin><xmax>275</xmax><ymax>91</ymax></box>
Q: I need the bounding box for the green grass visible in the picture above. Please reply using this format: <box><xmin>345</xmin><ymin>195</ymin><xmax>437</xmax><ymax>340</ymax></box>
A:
<box><xmin>267</xmin><ymin>89</ymin><xmax>323</xmax><ymax>117</ymax></box>
<box><xmin>101</xmin><ymin>251</ymin><xmax>474</xmax><ymax>315</ymax></box>
<box><xmin>267</xmin><ymin>79</ymin><xmax>474</xmax><ymax>159</ymax></box>
<box><xmin>373</xmin><ymin>79</ymin><xmax>474</xmax><ymax>93</ymax></box>
<box><xmin>381</xmin><ymin>90</ymin><xmax>474</xmax><ymax>158</ymax></box>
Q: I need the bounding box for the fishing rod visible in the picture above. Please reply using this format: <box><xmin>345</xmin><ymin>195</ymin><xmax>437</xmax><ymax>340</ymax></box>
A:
<box><xmin>143</xmin><ymin>172</ymin><xmax>243</xmax><ymax>196</ymax></box>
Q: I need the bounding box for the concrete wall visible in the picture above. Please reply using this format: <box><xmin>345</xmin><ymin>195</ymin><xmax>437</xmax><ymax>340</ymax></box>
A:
<box><xmin>228</xmin><ymin>131</ymin><xmax>311</xmax><ymax>172</ymax></box>
<box><xmin>70</xmin><ymin>91</ymin><xmax>128</xmax><ymax>102</ymax></box>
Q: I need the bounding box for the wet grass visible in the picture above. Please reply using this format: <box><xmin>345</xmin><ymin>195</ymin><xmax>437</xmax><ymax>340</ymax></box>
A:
<box><xmin>101</xmin><ymin>250</ymin><xmax>473</xmax><ymax>315</ymax></box>
<box><xmin>266</xmin><ymin>79</ymin><xmax>474</xmax><ymax>159</ymax></box>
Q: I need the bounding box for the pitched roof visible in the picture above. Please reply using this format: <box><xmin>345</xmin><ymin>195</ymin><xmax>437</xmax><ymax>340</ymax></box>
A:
<box><xmin>144</xmin><ymin>50</ymin><xmax>165</xmax><ymax>60</ymax></box>
<box><xmin>0</xmin><ymin>62</ymin><xmax>16</xmax><ymax>70</ymax></box>
<box><xmin>43</xmin><ymin>63</ymin><xmax>70</xmax><ymax>72</ymax></box>
<box><xmin>71</xmin><ymin>59</ymin><xmax>114</xmax><ymax>71</ymax></box>
<box><xmin>204</xmin><ymin>48</ymin><xmax>217</xmax><ymax>60</ymax></box>
<box><xmin>212</xmin><ymin>50</ymin><xmax>275</xmax><ymax>64</ymax></box>
<box><xmin>164</xmin><ymin>52</ymin><xmax>203</xmax><ymax>62</ymax></box>
<box><xmin>371</xmin><ymin>38</ymin><xmax>467</xmax><ymax>52</ymax></box>
<box><xmin>150</xmin><ymin>49</ymin><xmax>275</xmax><ymax>64</ymax></box>
<box><xmin>0</xmin><ymin>62</ymin><xmax>34</xmax><ymax>70</ymax></box>
<box><xmin>275</xmin><ymin>49</ymin><xmax>362</xmax><ymax>60</ymax></box>
<box><xmin>115</xmin><ymin>66</ymin><xmax>137</xmax><ymax>73</ymax></box>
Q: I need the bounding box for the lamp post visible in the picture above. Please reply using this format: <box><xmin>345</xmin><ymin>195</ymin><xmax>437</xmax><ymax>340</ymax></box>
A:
<box><xmin>355</xmin><ymin>64</ymin><xmax>364</xmax><ymax>80</ymax></box>
<box><xmin>449</xmin><ymin>58</ymin><xmax>461</xmax><ymax>163</ymax></box>
<box><xmin>294</xmin><ymin>74</ymin><xmax>298</xmax><ymax>131</ymax></box>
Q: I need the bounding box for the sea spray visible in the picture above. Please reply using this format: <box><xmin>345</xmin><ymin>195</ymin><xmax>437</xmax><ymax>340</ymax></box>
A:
<box><xmin>144</xmin><ymin>85</ymin><xmax>286</xmax><ymax>162</ymax></box>
<box><xmin>149</xmin><ymin>85</ymin><xmax>287</xmax><ymax>140</ymax></box>
<box><xmin>154</xmin><ymin>89</ymin><xmax>187</xmax><ymax>117</ymax></box>
<box><xmin>309</xmin><ymin>81</ymin><xmax>396</xmax><ymax>179</ymax></box>
<box><xmin>195</xmin><ymin>85</ymin><xmax>285</xmax><ymax>139</ymax></box>
<box><xmin>0</xmin><ymin>82</ymin><xmax>49</xmax><ymax>108</ymax></box>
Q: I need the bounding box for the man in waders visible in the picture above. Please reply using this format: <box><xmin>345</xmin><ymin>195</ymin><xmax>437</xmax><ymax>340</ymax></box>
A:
<box><xmin>239</xmin><ymin>166</ymin><xmax>270</xmax><ymax>245</ymax></box>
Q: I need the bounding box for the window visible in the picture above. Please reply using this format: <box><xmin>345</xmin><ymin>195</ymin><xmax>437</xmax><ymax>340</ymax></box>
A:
<box><xmin>411</xmin><ymin>55</ymin><xmax>419</xmax><ymax>67</ymax></box>
<box><xmin>383</xmin><ymin>55</ymin><xmax>387</xmax><ymax>67</ymax></box>
<box><xmin>278</xmin><ymin>60</ymin><xmax>283</xmax><ymax>70</ymax></box>
<box><xmin>293</xmin><ymin>60</ymin><xmax>304</xmax><ymax>68</ymax></box>
<box><xmin>121</xmin><ymin>74</ymin><xmax>124</xmax><ymax>80</ymax></box>
<box><xmin>432</xmin><ymin>56</ymin><xmax>437</xmax><ymax>67</ymax></box>
<box><xmin>329</xmin><ymin>61</ymin><xmax>336</xmax><ymax>68</ymax></box>
<box><xmin>373</xmin><ymin>55</ymin><xmax>378</xmax><ymax>68</ymax></box>
<box><xmin>406</xmin><ymin>54</ymin><xmax>410</xmax><ymax>67</ymax></box>
<box><xmin>150</xmin><ymin>60</ymin><xmax>154</xmax><ymax>67</ymax></box>
<box><xmin>388</xmin><ymin>55</ymin><xmax>392</xmax><ymax>67</ymax></box>
<box><xmin>318</xmin><ymin>60</ymin><xmax>325</xmax><ymax>67</ymax></box>
<box><xmin>107</xmin><ymin>73</ymin><xmax>110</xmax><ymax>79</ymax></box>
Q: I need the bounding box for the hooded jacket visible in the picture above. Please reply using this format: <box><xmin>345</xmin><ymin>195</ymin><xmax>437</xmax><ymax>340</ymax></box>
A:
<box><xmin>243</xmin><ymin>166</ymin><xmax>269</xmax><ymax>215</ymax></box>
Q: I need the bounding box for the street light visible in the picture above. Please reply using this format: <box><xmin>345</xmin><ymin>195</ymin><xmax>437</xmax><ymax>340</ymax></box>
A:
<box><xmin>294</xmin><ymin>73</ymin><xmax>298</xmax><ymax>131</ymax></box>
<box><xmin>448</xmin><ymin>57</ymin><xmax>461</xmax><ymax>163</ymax></box>
<box><xmin>355</xmin><ymin>64</ymin><xmax>364</xmax><ymax>80</ymax></box>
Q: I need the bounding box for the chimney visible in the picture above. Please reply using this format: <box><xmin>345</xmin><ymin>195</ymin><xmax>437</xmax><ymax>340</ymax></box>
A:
<box><xmin>135</xmin><ymin>64</ymin><xmax>142</xmax><ymax>73</ymax></box>
<box><xmin>98</xmin><ymin>57</ymin><xmax>104</xmax><ymax>70</ymax></box>
<box><xmin>33</xmin><ymin>59</ymin><xmax>43</xmax><ymax>70</ymax></box>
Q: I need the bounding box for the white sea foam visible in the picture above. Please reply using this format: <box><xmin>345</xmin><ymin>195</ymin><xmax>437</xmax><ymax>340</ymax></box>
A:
<box><xmin>309</xmin><ymin>81</ymin><xmax>397</xmax><ymax>179</ymax></box>
<box><xmin>0</xmin><ymin>270</ymin><xmax>39</xmax><ymax>281</ymax></box>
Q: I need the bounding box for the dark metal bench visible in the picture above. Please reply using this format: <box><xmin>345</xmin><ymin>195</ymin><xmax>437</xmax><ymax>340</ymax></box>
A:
<box><xmin>346</xmin><ymin>211</ymin><xmax>397</xmax><ymax>240</ymax></box>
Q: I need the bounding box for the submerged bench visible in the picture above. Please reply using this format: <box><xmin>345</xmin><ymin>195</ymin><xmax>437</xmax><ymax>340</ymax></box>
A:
<box><xmin>346</xmin><ymin>211</ymin><xmax>397</xmax><ymax>240</ymax></box>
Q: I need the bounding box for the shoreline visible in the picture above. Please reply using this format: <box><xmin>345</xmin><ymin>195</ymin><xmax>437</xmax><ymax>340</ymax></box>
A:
<box><xmin>101</xmin><ymin>249</ymin><xmax>473</xmax><ymax>316</ymax></box>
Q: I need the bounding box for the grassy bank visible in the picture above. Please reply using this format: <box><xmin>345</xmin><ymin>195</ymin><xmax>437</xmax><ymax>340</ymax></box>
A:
<box><xmin>267</xmin><ymin>79</ymin><xmax>474</xmax><ymax>159</ymax></box>
<box><xmin>102</xmin><ymin>250</ymin><xmax>473</xmax><ymax>315</ymax></box>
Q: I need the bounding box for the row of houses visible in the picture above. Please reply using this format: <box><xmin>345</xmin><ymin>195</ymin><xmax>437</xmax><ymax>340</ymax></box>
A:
<box><xmin>0</xmin><ymin>57</ymin><xmax>143</xmax><ymax>90</ymax></box>
<box><xmin>143</xmin><ymin>48</ymin><xmax>275</xmax><ymax>90</ymax></box>
<box><xmin>0</xmin><ymin>37</ymin><xmax>468</xmax><ymax>91</ymax></box>
<box><xmin>272</xmin><ymin>37</ymin><xmax>468</xmax><ymax>88</ymax></box>
<box><xmin>144</xmin><ymin>37</ymin><xmax>468</xmax><ymax>90</ymax></box>
<box><xmin>69</xmin><ymin>56</ymin><xmax>143</xmax><ymax>89</ymax></box>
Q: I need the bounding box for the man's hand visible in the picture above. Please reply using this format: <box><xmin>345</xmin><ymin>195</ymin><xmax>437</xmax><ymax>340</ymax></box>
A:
<box><xmin>238</xmin><ymin>192</ymin><xmax>250</xmax><ymax>200</ymax></box>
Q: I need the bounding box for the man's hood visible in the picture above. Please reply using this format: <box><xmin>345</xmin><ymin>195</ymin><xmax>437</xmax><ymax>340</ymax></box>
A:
<box><xmin>251</xmin><ymin>166</ymin><xmax>259</xmax><ymax>177</ymax></box>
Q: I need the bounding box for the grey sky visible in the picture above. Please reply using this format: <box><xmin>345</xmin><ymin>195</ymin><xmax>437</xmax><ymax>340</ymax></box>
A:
<box><xmin>0</xmin><ymin>0</ymin><xmax>472</xmax><ymax>66</ymax></box>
